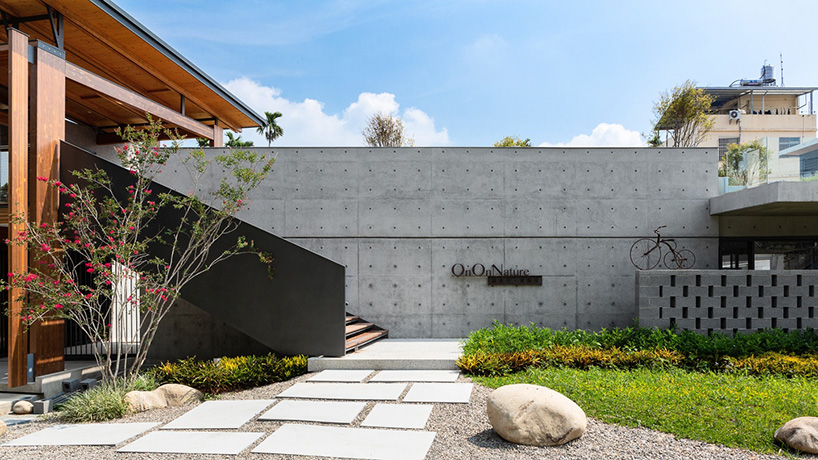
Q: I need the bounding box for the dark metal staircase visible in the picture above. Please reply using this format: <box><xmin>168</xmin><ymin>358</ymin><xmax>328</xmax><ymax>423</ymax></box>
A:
<box><xmin>345</xmin><ymin>313</ymin><xmax>388</xmax><ymax>353</ymax></box>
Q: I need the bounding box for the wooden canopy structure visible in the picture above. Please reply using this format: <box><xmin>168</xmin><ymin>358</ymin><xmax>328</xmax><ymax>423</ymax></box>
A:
<box><xmin>1</xmin><ymin>0</ymin><xmax>263</xmax><ymax>387</ymax></box>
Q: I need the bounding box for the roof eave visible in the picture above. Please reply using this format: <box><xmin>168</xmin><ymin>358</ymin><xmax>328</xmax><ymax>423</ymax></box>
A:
<box><xmin>91</xmin><ymin>0</ymin><xmax>264</xmax><ymax>128</ymax></box>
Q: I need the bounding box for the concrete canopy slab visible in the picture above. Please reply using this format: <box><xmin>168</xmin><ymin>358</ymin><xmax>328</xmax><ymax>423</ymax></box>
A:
<box><xmin>258</xmin><ymin>400</ymin><xmax>366</xmax><ymax>424</ymax></box>
<box><xmin>361</xmin><ymin>404</ymin><xmax>433</xmax><ymax>429</ymax></box>
<box><xmin>252</xmin><ymin>423</ymin><xmax>436</xmax><ymax>460</ymax></box>
<box><xmin>277</xmin><ymin>383</ymin><xmax>406</xmax><ymax>401</ymax></box>
<box><xmin>307</xmin><ymin>369</ymin><xmax>374</xmax><ymax>382</ymax></box>
<box><xmin>161</xmin><ymin>400</ymin><xmax>275</xmax><ymax>429</ymax></box>
<box><xmin>403</xmin><ymin>383</ymin><xmax>473</xmax><ymax>403</ymax></box>
<box><xmin>369</xmin><ymin>370</ymin><xmax>460</xmax><ymax>382</ymax></box>
<box><xmin>117</xmin><ymin>431</ymin><xmax>263</xmax><ymax>455</ymax></box>
<box><xmin>2</xmin><ymin>423</ymin><xmax>159</xmax><ymax>446</ymax></box>
<box><xmin>710</xmin><ymin>181</ymin><xmax>818</xmax><ymax>216</ymax></box>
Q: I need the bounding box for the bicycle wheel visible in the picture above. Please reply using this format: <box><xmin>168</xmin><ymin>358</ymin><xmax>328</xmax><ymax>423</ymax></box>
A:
<box><xmin>664</xmin><ymin>250</ymin><xmax>681</xmax><ymax>269</ymax></box>
<box><xmin>675</xmin><ymin>249</ymin><xmax>696</xmax><ymax>269</ymax></box>
<box><xmin>664</xmin><ymin>249</ymin><xmax>696</xmax><ymax>269</ymax></box>
<box><xmin>630</xmin><ymin>238</ymin><xmax>661</xmax><ymax>270</ymax></box>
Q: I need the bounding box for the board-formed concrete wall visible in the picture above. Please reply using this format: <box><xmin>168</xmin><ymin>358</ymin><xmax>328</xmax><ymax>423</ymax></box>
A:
<box><xmin>169</xmin><ymin>147</ymin><xmax>720</xmax><ymax>338</ymax></box>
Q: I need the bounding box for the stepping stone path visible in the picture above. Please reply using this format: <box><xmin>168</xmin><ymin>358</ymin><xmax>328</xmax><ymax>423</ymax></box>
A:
<box><xmin>1</xmin><ymin>369</ymin><xmax>471</xmax><ymax>459</ymax></box>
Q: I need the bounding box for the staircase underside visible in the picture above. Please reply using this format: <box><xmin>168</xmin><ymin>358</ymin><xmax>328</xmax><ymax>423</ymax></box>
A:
<box><xmin>345</xmin><ymin>313</ymin><xmax>388</xmax><ymax>353</ymax></box>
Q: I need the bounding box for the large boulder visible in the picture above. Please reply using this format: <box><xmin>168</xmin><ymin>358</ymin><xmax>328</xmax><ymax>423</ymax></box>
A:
<box><xmin>12</xmin><ymin>401</ymin><xmax>33</xmax><ymax>415</ymax></box>
<box><xmin>125</xmin><ymin>384</ymin><xmax>202</xmax><ymax>413</ymax></box>
<box><xmin>775</xmin><ymin>417</ymin><xmax>818</xmax><ymax>454</ymax></box>
<box><xmin>487</xmin><ymin>384</ymin><xmax>586</xmax><ymax>446</ymax></box>
<box><xmin>158</xmin><ymin>384</ymin><xmax>203</xmax><ymax>407</ymax></box>
<box><xmin>124</xmin><ymin>389</ymin><xmax>167</xmax><ymax>413</ymax></box>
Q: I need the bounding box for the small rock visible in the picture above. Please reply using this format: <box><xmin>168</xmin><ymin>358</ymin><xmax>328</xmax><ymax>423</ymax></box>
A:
<box><xmin>0</xmin><ymin>420</ymin><xmax>6</xmax><ymax>436</ymax></box>
<box><xmin>775</xmin><ymin>417</ymin><xmax>818</xmax><ymax>454</ymax></box>
<box><xmin>158</xmin><ymin>384</ymin><xmax>203</xmax><ymax>407</ymax></box>
<box><xmin>12</xmin><ymin>401</ymin><xmax>33</xmax><ymax>415</ymax></box>
<box><xmin>124</xmin><ymin>389</ymin><xmax>167</xmax><ymax>413</ymax></box>
<box><xmin>487</xmin><ymin>383</ymin><xmax>586</xmax><ymax>446</ymax></box>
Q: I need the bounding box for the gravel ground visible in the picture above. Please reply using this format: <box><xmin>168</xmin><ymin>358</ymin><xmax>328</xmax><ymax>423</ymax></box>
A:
<box><xmin>0</xmin><ymin>372</ymin><xmax>804</xmax><ymax>460</ymax></box>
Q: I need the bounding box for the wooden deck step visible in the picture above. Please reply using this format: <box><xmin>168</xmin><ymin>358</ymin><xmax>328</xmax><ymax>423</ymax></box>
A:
<box><xmin>345</xmin><ymin>329</ymin><xmax>389</xmax><ymax>353</ymax></box>
<box><xmin>345</xmin><ymin>315</ymin><xmax>360</xmax><ymax>325</ymax></box>
<box><xmin>345</xmin><ymin>322</ymin><xmax>373</xmax><ymax>337</ymax></box>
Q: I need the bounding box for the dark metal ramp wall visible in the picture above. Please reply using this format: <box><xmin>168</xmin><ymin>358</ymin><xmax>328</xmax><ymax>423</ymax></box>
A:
<box><xmin>60</xmin><ymin>141</ymin><xmax>346</xmax><ymax>357</ymax></box>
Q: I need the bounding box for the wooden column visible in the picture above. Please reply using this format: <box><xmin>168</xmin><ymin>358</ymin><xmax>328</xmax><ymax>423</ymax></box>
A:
<box><xmin>28</xmin><ymin>43</ymin><xmax>66</xmax><ymax>377</ymax></box>
<box><xmin>7</xmin><ymin>28</ymin><xmax>30</xmax><ymax>388</ymax></box>
<box><xmin>210</xmin><ymin>123</ymin><xmax>224</xmax><ymax>147</ymax></box>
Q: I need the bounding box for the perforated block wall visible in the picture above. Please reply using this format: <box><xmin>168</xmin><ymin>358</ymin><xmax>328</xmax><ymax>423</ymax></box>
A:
<box><xmin>638</xmin><ymin>270</ymin><xmax>818</xmax><ymax>334</ymax></box>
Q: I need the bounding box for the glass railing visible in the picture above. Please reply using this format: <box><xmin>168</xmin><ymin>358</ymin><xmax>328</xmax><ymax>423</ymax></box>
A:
<box><xmin>718</xmin><ymin>136</ymin><xmax>818</xmax><ymax>194</ymax></box>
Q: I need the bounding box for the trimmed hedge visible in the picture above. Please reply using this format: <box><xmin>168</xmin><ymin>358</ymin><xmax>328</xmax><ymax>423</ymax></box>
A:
<box><xmin>458</xmin><ymin>322</ymin><xmax>818</xmax><ymax>377</ymax></box>
<box><xmin>462</xmin><ymin>322</ymin><xmax>818</xmax><ymax>358</ymax></box>
<box><xmin>457</xmin><ymin>346</ymin><xmax>684</xmax><ymax>376</ymax></box>
<box><xmin>149</xmin><ymin>353</ymin><xmax>308</xmax><ymax>394</ymax></box>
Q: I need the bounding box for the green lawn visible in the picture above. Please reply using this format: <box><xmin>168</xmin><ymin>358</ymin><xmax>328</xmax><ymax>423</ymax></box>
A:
<box><xmin>475</xmin><ymin>366</ymin><xmax>818</xmax><ymax>455</ymax></box>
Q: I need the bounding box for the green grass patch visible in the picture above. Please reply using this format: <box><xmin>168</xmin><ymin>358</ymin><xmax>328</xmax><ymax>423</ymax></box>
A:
<box><xmin>476</xmin><ymin>367</ymin><xmax>816</xmax><ymax>455</ymax></box>
<box><xmin>57</xmin><ymin>374</ymin><xmax>158</xmax><ymax>423</ymax></box>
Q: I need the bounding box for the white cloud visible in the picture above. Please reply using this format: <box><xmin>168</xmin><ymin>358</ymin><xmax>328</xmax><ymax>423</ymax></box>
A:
<box><xmin>538</xmin><ymin>123</ymin><xmax>645</xmax><ymax>147</ymax></box>
<box><xmin>223</xmin><ymin>77</ymin><xmax>450</xmax><ymax>147</ymax></box>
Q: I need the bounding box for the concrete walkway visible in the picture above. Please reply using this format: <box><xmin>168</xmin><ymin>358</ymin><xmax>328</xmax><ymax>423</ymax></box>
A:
<box><xmin>308</xmin><ymin>339</ymin><xmax>464</xmax><ymax>371</ymax></box>
<box><xmin>2</xmin><ymin>368</ymin><xmax>472</xmax><ymax>459</ymax></box>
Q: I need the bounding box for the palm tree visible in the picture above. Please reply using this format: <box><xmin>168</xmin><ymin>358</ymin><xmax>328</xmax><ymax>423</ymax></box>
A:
<box><xmin>257</xmin><ymin>111</ymin><xmax>284</xmax><ymax>147</ymax></box>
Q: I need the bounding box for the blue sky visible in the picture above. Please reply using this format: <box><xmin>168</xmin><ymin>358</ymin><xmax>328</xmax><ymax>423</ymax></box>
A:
<box><xmin>117</xmin><ymin>0</ymin><xmax>818</xmax><ymax>147</ymax></box>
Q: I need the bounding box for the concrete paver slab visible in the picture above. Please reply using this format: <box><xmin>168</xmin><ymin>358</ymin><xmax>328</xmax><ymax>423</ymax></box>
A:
<box><xmin>361</xmin><ymin>404</ymin><xmax>433</xmax><ymax>429</ymax></box>
<box><xmin>161</xmin><ymin>400</ymin><xmax>275</xmax><ymax>429</ymax></box>
<box><xmin>259</xmin><ymin>400</ymin><xmax>366</xmax><ymax>424</ymax></box>
<box><xmin>369</xmin><ymin>370</ymin><xmax>460</xmax><ymax>382</ymax></box>
<box><xmin>2</xmin><ymin>422</ymin><xmax>159</xmax><ymax>446</ymax></box>
<box><xmin>277</xmin><ymin>383</ymin><xmax>406</xmax><ymax>401</ymax></box>
<box><xmin>307</xmin><ymin>369</ymin><xmax>374</xmax><ymax>382</ymax></box>
<box><xmin>403</xmin><ymin>383</ymin><xmax>473</xmax><ymax>403</ymax></box>
<box><xmin>252</xmin><ymin>423</ymin><xmax>436</xmax><ymax>460</ymax></box>
<box><xmin>118</xmin><ymin>431</ymin><xmax>263</xmax><ymax>455</ymax></box>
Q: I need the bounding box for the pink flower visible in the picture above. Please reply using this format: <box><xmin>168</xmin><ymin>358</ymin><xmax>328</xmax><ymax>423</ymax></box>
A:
<box><xmin>129</xmin><ymin>226</ymin><xmax>135</xmax><ymax>231</ymax></box>
<box><xmin>86</xmin><ymin>268</ymin><xmax>94</xmax><ymax>273</ymax></box>
<box><xmin>54</xmin><ymin>304</ymin><xmax>63</xmax><ymax>310</ymax></box>
<box><xmin>36</xmin><ymin>176</ymin><xmax>48</xmax><ymax>182</ymax></box>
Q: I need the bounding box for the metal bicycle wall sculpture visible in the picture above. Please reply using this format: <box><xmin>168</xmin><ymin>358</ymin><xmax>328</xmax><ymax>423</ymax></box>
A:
<box><xmin>630</xmin><ymin>226</ymin><xmax>696</xmax><ymax>270</ymax></box>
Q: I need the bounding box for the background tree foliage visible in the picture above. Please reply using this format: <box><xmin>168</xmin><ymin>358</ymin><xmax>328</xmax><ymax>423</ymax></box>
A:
<box><xmin>494</xmin><ymin>136</ymin><xmax>532</xmax><ymax>147</ymax></box>
<box><xmin>720</xmin><ymin>140</ymin><xmax>769</xmax><ymax>185</ymax></box>
<box><xmin>650</xmin><ymin>80</ymin><xmax>715</xmax><ymax>147</ymax></box>
<box><xmin>225</xmin><ymin>131</ymin><xmax>254</xmax><ymax>148</ymax></box>
<box><xmin>362</xmin><ymin>112</ymin><xmax>413</xmax><ymax>147</ymax></box>
<box><xmin>257</xmin><ymin>111</ymin><xmax>284</xmax><ymax>147</ymax></box>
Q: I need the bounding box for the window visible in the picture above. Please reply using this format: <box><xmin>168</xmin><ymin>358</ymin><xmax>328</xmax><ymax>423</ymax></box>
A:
<box><xmin>779</xmin><ymin>137</ymin><xmax>801</xmax><ymax>153</ymax></box>
<box><xmin>801</xmin><ymin>150</ymin><xmax>818</xmax><ymax>179</ymax></box>
<box><xmin>720</xmin><ymin>238</ymin><xmax>818</xmax><ymax>270</ymax></box>
<box><xmin>718</xmin><ymin>137</ymin><xmax>739</xmax><ymax>161</ymax></box>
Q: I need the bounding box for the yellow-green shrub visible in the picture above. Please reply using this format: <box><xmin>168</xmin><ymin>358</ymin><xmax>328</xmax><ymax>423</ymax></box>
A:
<box><xmin>456</xmin><ymin>346</ymin><xmax>683</xmax><ymax>376</ymax></box>
<box><xmin>150</xmin><ymin>353</ymin><xmax>308</xmax><ymax>394</ymax></box>
<box><xmin>725</xmin><ymin>352</ymin><xmax>818</xmax><ymax>378</ymax></box>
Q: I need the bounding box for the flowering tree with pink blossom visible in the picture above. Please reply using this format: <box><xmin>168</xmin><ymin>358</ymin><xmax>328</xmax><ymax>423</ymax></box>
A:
<box><xmin>3</xmin><ymin>117</ymin><xmax>273</xmax><ymax>384</ymax></box>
